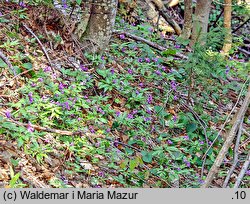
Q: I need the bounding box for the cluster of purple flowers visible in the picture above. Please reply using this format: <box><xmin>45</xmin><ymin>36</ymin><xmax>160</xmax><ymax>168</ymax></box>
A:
<box><xmin>183</xmin><ymin>158</ymin><xmax>191</xmax><ymax>168</ymax></box>
<box><xmin>147</xmin><ymin>94</ymin><xmax>153</xmax><ymax>104</ymax></box>
<box><xmin>80</xmin><ymin>64</ymin><xmax>88</xmax><ymax>72</ymax></box>
<box><xmin>28</xmin><ymin>92</ymin><xmax>34</xmax><ymax>103</ymax></box>
<box><xmin>27</xmin><ymin>121</ymin><xmax>34</xmax><ymax>132</ymax></box>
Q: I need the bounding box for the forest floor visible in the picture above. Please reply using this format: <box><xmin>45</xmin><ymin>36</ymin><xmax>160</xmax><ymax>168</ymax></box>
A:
<box><xmin>0</xmin><ymin>2</ymin><xmax>249</xmax><ymax>188</ymax></box>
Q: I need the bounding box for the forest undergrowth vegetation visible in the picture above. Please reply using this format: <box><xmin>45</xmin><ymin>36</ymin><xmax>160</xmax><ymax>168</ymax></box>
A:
<box><xmin>0</xmin><ymin>0</ymin><xmax>249</xmax><ymax>188</ymax></box>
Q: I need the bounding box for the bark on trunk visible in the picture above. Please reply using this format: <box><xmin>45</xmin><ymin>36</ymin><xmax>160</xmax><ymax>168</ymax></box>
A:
<box><xmin>180</xmin><ymin>0</ymin><xmax>193</xmax><ymax>39</ymax></box>
<box><xmin>75</xmin><ymin>0</ymin><xmax>118</xmax><ymax>53</ymax></box>
<box><xmin>222</xmin><ymin>0</ymin><xmax>232</xmax><ymax>54</ymax></box>
<box><xmin>190</xmin><ymin>0</ymin><xmax>212</xmax><ymax>46</ymax></box>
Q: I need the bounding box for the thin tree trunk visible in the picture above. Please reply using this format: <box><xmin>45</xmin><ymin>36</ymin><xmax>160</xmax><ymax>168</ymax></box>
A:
<box><xmin>190</xmin><ymin>0</ymin><xmax>212</xmax><ymax>46</ymax></box>
<box><xmin>202</xmin><ymin>83</ymin><xmax>250</xmax><ymax>188</ymax></box>
<box><xmin>180</xmin><ymin>0</ymin><xmax>192</xmax><ymax>39</ymax></box>
<box><xmin>222</xmin><ymin>0</ymin><xmax>232</xmax><ymax>54</ymax></box>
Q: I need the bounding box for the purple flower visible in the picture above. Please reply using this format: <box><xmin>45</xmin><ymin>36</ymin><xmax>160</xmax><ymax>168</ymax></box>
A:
<box><xmin>246</xmin><ymin>170</ymin><xmax>250</xmax><ymax>176</ymax></box>
<box><xmin>225</xmin><ymin>65</ymin><xmax>230</xmax><ymax>75</ymax></box>
<box><xmin>89</xmin><ymin>126</ymin><xmax>95</xmax><ymax>133</ymax></box>
<box><xmin>115</xmin><ymin>111</ymin><xmax>121</xmax><ymax>117</ymax></box>
<box><xmin>183</xmin><ymin>135</ymin><xmax>189</xmax><ymax>140</ymax></box>
<box><xmin>152</xmin><ymin>58</ymin><xmax>158</xmax><ymax>63</ymax></box>
<box><xmin>145</xmin><ymin>58</ymin><xmax>151</xmax><ymax>63</ymax></box>
<box><xmin>28</xmin><ymin>92</ymin><xmax>33</xmax><ymax>103</ymax></box>
<box><xmin>62</xmin><ymin>0</ymin><xmax>68</xmax><ymax>9</ymax></box>
<box><xmin>63</xmin><ymin>101</ymin><xmax>70</xmax><ymax>110</ymax></box>
<box><xmin>148</xmin><ymin>27</ymin><xmax>154</xmax><ymax>32</ymax></box>
<box><xmin>119</xmin><ymin>34</ymin><xmax>125</xmax><ymax>39</ymax></box>
<box><xmin>98</xmin><ymin>107</ymin><xmax>105</xmax><ymax>115</ymax></box>
<box><xmin>38</xmin><ymin>78</ymin><xmax>43</xmax><ymax>82</ymax></box>
<box><xmin>174</xmin><ymin>44</ymin><xmax>181</xmax><ymax>48</ymax></box>
<box><xmin>44</xmin><ymin>66</ymin><xmax>51</xmax><ymax>72</ymax></box>
<box><xmin>98</xmin><ymin>171</ymin><xmax>105</xmax><ymax>177</ymax></box>
<box><xmin>31</xmin><ymin>82</ymin><xmax>36</xmax><ymax>87</ymax></box>
<box><xmin>146</xmin><ymin>109</ymin><xmax>152</xmax><ymax>114</ymax></box>
<box><xmin>5</xmin><ymin>110</ymin><xmax>11</xmax><ymax>118</ymax></box>
<box><xmin>147</xmin><ymin>94</ymin><xmax>153</xmax><ymax>104</ymax></box>
<box><xmin>132</xmin><ymin>109</ymin><xmax>138</xmax><ymax>114</ymax></box>
<box><xmin>173</xmin><ymin>115</ymin><xmax>177</xmax><ymax>122</ymax></box>
<box><xmin>155</xmin><ymin>70</ymin><xmax>161</xmax><ymax>75</ymax></box>
<box><xmin>27</xmin><ymin>122</ymin><xmax>34</xmax><ymax>132</ymax></box>
<box><xmin>170</xmin><ymin>80</ymin><xmax>177</xmax><ymax>91</ymax></box>
<box><xmin>198</xmin><ymin>179</ymin><xmax>204</xmax><ymax>184</ymax></box>
<box><xmin>127</xmin><ymin>69</ymin><xmax>133</xmax><ymax>74</ymax></box>
<box><xmin>161</xmin><ymin>66</ymin><xmax>166</xmax><ymax>71</ymax></box>
<box><xmin>59</xmin><ymin>83</ymin><xmax>65</xmax><ymax>90</ymax></box>
<box><xmin>138</xmin><ymin>58</ymin><xmax>143</xmax><ymax>63</ymax></box>
<box><xmin>173</xmin><ymin>95</ymin><xmax>178</xmax><ymax>101</ymax></box>
<box><xmin>139</xmin><ymin>82</ymin><xmax>144</xmax><ymax>87</ymax></box>
<box><xmin>110</xmin><ymin>68</ymin><xmax>115</xmax><ymax>74</ymax></box>
<box><xmin>183</xmin><ymin>158</ymin><xmax>191</xmax><ymax>167</ymax></box>
<box><xmin>127</xmin><ymin>113</ymin><xmax>133</xmax><ymax>119</ymax></box>
<box><xmin>95</xmin><ymin>142</ymin><xmax>100</xmax><ymax>148</ymax></box>
<box><xmin>167</xmin><ymin>140</ymin><xmax>173</xmax><ymax>145</ymax></box>
<box><xmin>80</xmin><ymin>64</ymin><xmax>88</xmax><ymax>71</ymax></box>
<box><xmin>199</xmin><ymin>140</ymin><xmax>204</xmax><ymax>145</ymax></box>
<box><xmin>19</xmin><ymin>1</ymin><xmax>26</xmax><ymax>7</ymax></box>
<box><xmin>121</xmin><ymin>47</ymin><xmax>126</xmax><ymax>52</ymax></box>
<box><xmin>143</xmin><ymin>117</ymin><xmax>151</xmax><ymax>122</ymax></box>
<box><xmin>135</xmin><ymin>90</ymin><xmax>140</xmax><ymax>95</ymax></box>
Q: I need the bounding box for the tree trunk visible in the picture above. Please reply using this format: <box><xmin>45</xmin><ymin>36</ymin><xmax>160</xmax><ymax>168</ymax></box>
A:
<box><xmin>222</xmin><ymin>0</ymin><xmax>232</xmax><ymax>54</ymax></box>
<box><xmin>190</xmin><ymin>0</ymin><xmax>212</xmax><ymax>46</ymax></box>
<box><xmin>180</xmin><ymin>0</ymin><xmax>193</xmax><ymax>39</ymax></box>
<box><xmin>75</xmin><ymin>0</ymin><xmax>118</xmax><ymax>53</ymax></box>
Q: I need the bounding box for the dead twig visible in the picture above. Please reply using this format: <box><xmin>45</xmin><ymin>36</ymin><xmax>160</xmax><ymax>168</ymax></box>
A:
<box><xmin>222</xmin><ymin>118</ymin><xmax>243</xmax><ymax>187</ymax></box>
<box><xmin>113</xmin><ymin>30</ymin><xmax>188</xmax><ymax>59</ymax></box>
<box><xmin>234</xmin><ymin>152</ymin><xmax>250</xmax><ymax>188</ymax></box>
<box><xmin>22</xmin><ymin>23</ymin><xmax>54</xmax><ymax>70</ymax></box>
<box><xmin>201</xmin><ymin>77</ymin><xmax>249</xmax><ymax>175</ymax></box>
<box><xmin>202</xmin><ymin>82</ymin><xmax>250</xmax><ymax>188</ymax></box>
<box><xmin>0</xmin><ymin>50</ymin><xmax>16</xmax><ymax>76</ymax></box>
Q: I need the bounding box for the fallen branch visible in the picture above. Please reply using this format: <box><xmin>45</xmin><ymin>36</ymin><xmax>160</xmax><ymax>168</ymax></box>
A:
<box><xmin>0</xmin><ymin>50</ymin><xmax>17</xmax><ymax>76</ymax></box>
<box><xmin>222</xmin><ymin>118</ymin><xmax>243</xmax><ymax>187</ymax></box>
<box><xmin>113</xmin><ymin>30</ymin><xmax>188</xmax><ymax>59</ymax></box>
<box><xmin>234</xmin><ymin>152</ymin><xmax>250</xmax><ymax>188</ymax></box>
<box><xmin>238</xmin><ymin>47</ymin><xmax>250</xmax><ymax>55</ymax></box>
<box><xmin>202</xmin><ymin>82</ymin><xmax>250</xmax><ymax>188</ymax></box>
<box><xmin>22</xmin><ymin>23</ymin><xmax>54</xmax><ymax>70</ymax></box>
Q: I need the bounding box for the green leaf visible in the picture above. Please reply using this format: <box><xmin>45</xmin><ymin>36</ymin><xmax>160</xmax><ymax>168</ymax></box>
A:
<box><xmin>0</xmin><ymin>58</ymin><xmax>7</xmax><ymax>68</ymax></box>
<box><xmin>141</xmin><ymin>151</ymin><xmax>153</xmax><ymax>163</ymax></box>
<box><xmin>186</xmin><ymin>123</ymin><xmax>197</xmax><ymax>133</ymax></box>
<box><xmin>129</xmin><ymin>159</ymin><xmax>138</xmax><ymax>171</ymax></box>
<box><xmin>22</xmin><ymin>62</ymin><xmax>33</xmax><ymax>70</ymax></box>
<box><xmin>76</xmin><ymin>0</ymin><xmax>82</xmax><ymax>5</ymax></box>
<box><xmin>162</xmin><ymin>49</ymin><xmax>177</xmax><ymax>57</ymax></box>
